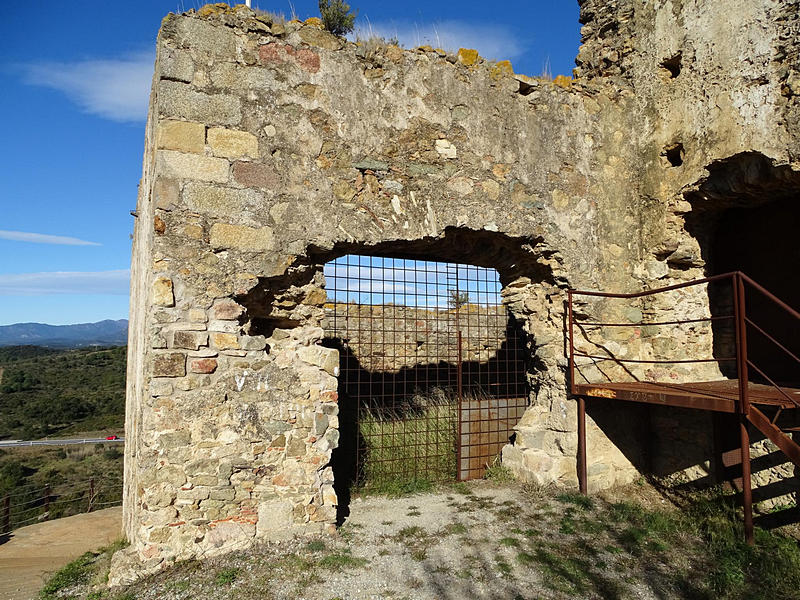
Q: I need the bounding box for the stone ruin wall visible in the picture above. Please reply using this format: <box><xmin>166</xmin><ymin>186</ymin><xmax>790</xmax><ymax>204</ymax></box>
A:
<box><xmin>324</xmin><ymin>303</ymin><xmax>511</xmax><ymax>372</ymax></box>
<box><xmin>114</xmin><ymin>0</ymin><xmax>800</xmax><ymax>582</ymax></box>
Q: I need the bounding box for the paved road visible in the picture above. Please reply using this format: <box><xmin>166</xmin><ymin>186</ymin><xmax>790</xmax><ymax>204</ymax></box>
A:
<box><xmin>0</xmin><ymin>438</ymin><xmax>124</xmax><ymax>448</ymax></box>
<box><xmin>0</xmin><ymin>507</ymin><xmax>122</xmax><ymax>600</ymax></box>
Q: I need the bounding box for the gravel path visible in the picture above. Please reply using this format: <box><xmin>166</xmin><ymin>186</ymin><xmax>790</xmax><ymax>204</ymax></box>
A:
<box><xmin>118</xmin><ymin>481</ymin><xmax>697</xmax><ymax>600</ymax></box>
<box><xmin>0</xmin><ymin>507</ymin><xmax>121</xmax><ymax>600</ymax></box>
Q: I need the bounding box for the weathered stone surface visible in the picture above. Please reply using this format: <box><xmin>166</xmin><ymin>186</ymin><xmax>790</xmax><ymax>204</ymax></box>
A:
<box><xmin>158</xmin><ymin>80</ymin><xmax>242</xmax><ymax>126</ymax></box>
<box><xmin>157</xmin><ymin>120</ymin><xmax>205</xmax><ymax>154</ymax></box>
<box><xmin>152</xmin><ymin>277</ymin><xmax>174</xmax><ymax>307</ymax></box>
<box><xmin>207</xmin><ymin>127</ymin><xmax>259</xmax><ymax>159</ymax></box>
<box><xmin>173</xmin><ymin>331</ymin><xmax>208</xmax><ymax>350</ymax></box>
<box><xmin>153</xmin><ymin>353</ymin><xmax>186</xmax><ymax>377</ymax></box>
<box><xmin>154</xmin><ymin>178</ymin><xmax>179</xmax><ymax>210</ymax></box>
<box><xmin>190</xmin><ymin>358</ymin><xmax>218</xmax><ymax>374</ymax></box>
<box><xmin>298</xmin><ymin>25</ymin><xmax>342</xmax><ymax>51</ymax></box>
<box><xmin>232</xmin><ymin>161</ymin><xmax>279</xmax><ymax>189</ymax></box>
<box><xmin>156</xmin><ymin>151</ymin><xmax>229</xmax><ymax>183</ymax></box>
<box><xmin>212</xmin><ymin>300</ymin><xmax>244</xmax><ymax>320</ymax></box>
<box><xmin>457</xmin><ymin>48</ymin><xmax>479</xmax><ymax>66</ymax></box>
<box><xmin>259</xmin><ymin>42</ymin><xmax>320</xmax><ymax>73</ymax></box>
<box><xmin>183</xmin><ymin>182</ymin><xmax>261</xmax><ymax>215</ymax></box>
<box><xmin>210</xmin><ymin>332</ymin><xmax>239</xmax><ymax>350</ymax></box>
<box><xmin>209</xmin><ymin>223</ymin><xmax>275</xmax><ymax>251</ymax></box>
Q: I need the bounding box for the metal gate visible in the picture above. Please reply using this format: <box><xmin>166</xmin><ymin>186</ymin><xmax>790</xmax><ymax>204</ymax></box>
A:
<box><xmin>323</xmin><ymin>255</ymin><xmax>528</xmax><ymax>488</ymax></box>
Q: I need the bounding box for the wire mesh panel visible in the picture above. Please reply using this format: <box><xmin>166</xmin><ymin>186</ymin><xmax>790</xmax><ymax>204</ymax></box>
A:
<box><xmin>323</xmin><ymin>255</ymin><xmax>528</xmax><ymax>488</ymax></box>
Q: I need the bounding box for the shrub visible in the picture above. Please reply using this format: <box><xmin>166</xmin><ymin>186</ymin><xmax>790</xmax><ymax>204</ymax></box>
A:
<box><xmin>318</xmin><ymin>0</ymin><xmax>357</xmax><ymax>37</ymax></box>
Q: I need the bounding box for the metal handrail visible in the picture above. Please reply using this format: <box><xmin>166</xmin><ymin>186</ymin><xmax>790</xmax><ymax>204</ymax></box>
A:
<box><xmin>567</xmin><ymin>271</ymin><xmax>800</xmax><ymax>410</ymax></box>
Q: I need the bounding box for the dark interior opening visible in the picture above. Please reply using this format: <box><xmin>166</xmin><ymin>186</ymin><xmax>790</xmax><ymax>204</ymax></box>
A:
<box><xmin>663</xmin><ymin>143</ymin><xmax>684</xmax><ymax>167</ymax></box>
<box><xmin>685</xmin><ymin>153</ymin><xmax>800</xmax><ymax>386</ymax></box>
<box><xmin>711</xmin><ymin>197</ymin><xmax>800</xmax><ymax>385</ymax></box>
<box><xmin>660</xmin><ymin>52</ymin><xmax>682</xmax><ymax>78</ymax></box>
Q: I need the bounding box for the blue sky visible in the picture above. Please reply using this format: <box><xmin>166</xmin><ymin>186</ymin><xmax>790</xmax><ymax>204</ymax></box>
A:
<box><xmin>0</xmin><ymin>1</ymin><xmax>581</xmax><ymax>326</ymax></box>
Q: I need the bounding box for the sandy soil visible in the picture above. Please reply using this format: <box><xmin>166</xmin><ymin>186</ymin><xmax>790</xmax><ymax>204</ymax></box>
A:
<box><xmin>0</xmin><ymin>507</ymin><xmax>122</xmax><ymax>600</ymax></box>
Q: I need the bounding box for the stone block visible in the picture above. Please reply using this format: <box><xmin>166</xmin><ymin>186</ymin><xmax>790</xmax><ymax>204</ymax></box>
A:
<box><xmin>256</xmin><ymin>500</ymin><xmax>294</xmax><ymax>537</ymax></box>
<box><xmin>210</xmin><ymin>223</ymin><xmax>275</xmax><ymax>252</ymax></box>
<box><xmin>190</xmin><ymin>358</ymin><xmax>218</xmax><ymax>374</ymax></box>
<box><xmin>188</xmin><ymin>308</ymin><xmax>208</xmax><ymax>323</ymax></box>
<box><xmin>158</xmin><ymin>80</ymin><xmax>241</xmax><ymax>126</ymax></box>
<box><xmin>154</xmin><ymin>178</ymin><xmax>179</xmax><ymax>210</ymax></box>
<box><xmin>232</xmin><ymin>161</ymin><xmax>280</xmax><ymax>189</ymax></box>
<box><xmin>259</xmin><ymin>42</ymin><xmax>320</xmax><ymax>73</ymax></box>
<box><xmin>160</xmin><ymin>48</ymin><xmax>194</xmax><ymax>83</ymax></box>
<box><xmin>297</xmin><ymin>345</ymin><xmax>340</xmax><ymax>376</ymax></box>
<box><xmin>212</xmin><ymin>300</ymin><xmax>244</xmax><ymax>320</ymax></box>
<box><xmin>211</xmin><ymin>332</ymin><xmax>240</xmax><ymax>350</ymax></box>
<box><xmin>152</xmin><ymin>277</ymin><xmax>174</xmax><ymax>307</ymax></box>
<box><xmin>435</xmin><ymin>139</ymin><xmax>457</xmax><ymax>159</ymax></box>
<box><xmin>208</xmin><ymin>320</ymin><xmax>240</xmax><ymax>333</ymax></box>
<box><xmin>208</xmin><ymin>127</ymin><xmax>259</xmax><ymax>159</ymax></box>
<box><xmin>183</xmin><ymin>182</ymin><xmax>261</xmax><ymax>215</ymax></box>
<box><xmin>490</xmin><ymin>60</ymin><xmax>514</xmax><ymax>80</ymax></box>
<box><xmin>298</xmin><ymin>26</ymin><xmax>342</xmax><ymax>51</ymax></box>
<box><xmin>173</xmin><ymin>330</ymin><xmax>208</xmax><ymax>350</ymax></box>
<box><xmin>457</xmin><ymin>48</ymin><xmax>480</xmax><ymax>66</ymax></box>
<box><xmin>240</xmin><ymin>335</ymin><xmax>267</xmax><ymax>351</ymax></box>
<box><xmin>157</xmin><ymin>120</ymin><xmax>205</xmax><ymax>154</ymax></box>
<box><xmin>157</xmin><ymin>150</ymin><xmax>229</xmax><ymax>184</ymax></box>
<box><xmin>174</xmin><ymin>17</ymin><xmax>237</xmax><ymax>57</ymax></box>
<box><xmin>153</xmin><ymin>353</ymin><xmax>186</xmax><ymax>377</ymax></box>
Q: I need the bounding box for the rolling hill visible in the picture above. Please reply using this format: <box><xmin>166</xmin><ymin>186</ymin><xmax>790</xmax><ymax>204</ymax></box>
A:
<box><xmin>0</xmin><ymin>320</ymin><xmax>128</xmax><ymax>347</ymax></box>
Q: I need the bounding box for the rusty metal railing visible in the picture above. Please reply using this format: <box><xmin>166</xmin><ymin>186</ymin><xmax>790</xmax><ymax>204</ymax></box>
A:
<box><xmin>567</xmin><ymin>271</ymin><xmax>800</xmax><ymax>544</ymax></box>
<box><xmin>567</xmin><ymin>271</ymin><xmax>800</xmax><ymax>411</ymax></box>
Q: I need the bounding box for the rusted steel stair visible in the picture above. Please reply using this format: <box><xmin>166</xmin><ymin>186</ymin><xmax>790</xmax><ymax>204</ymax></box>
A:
<box><xmin>747</xmin><ymin>406</ymin><xmax>800</xmax><ymax>468</ymax></box>
<box><xmin>567</xmin><ymin>271</ymin><xmax>800</xmax><ymax>544</ymax></box>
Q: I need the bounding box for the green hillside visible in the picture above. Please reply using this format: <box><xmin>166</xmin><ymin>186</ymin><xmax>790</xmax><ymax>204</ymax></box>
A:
<box><xmin>0</xmin><ymin>345</ymin><xmax>127</xmax><ymax>440</ymax></box>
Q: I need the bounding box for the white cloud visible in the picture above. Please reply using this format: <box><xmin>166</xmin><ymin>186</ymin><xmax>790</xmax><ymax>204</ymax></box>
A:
<box><xmin>0</xmin><ymin>230</ymin><xmax>101</xmax><ymax>246</ymax></box>
<box><xmin>22</xmin><ymin>51</ymin><xmax>154</xmax><ymax>122</ymax></box>
<box><xmin>0</xmin><ymin>270</ymin><xmax>130</xmax><ymax>296</ymax></box>
<box><xmin>354</xmin><ymin>20</ymin><xmax>527</xmax><ymax>62</ymax></box>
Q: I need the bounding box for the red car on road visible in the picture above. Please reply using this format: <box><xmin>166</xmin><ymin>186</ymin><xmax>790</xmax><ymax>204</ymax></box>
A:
<box><xmin>105</xmin><ymin>435</ymin><xmax>119</xmax><ymax>440</ymax></box>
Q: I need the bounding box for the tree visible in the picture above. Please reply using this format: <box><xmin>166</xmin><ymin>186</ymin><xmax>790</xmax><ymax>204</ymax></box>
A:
<box><xmin>449</xmin><ymin>290</ymin><xmax>469</xmax><ymax>310</ymax></box>
<box><xmin>318</xmin><ymin>0</ymin><xmax>357</xmax><ymax>37</ymax></box>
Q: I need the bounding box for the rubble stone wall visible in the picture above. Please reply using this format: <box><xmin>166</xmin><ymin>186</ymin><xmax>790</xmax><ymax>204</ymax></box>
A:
<box><xmin>114</xmin><ymin>1</ymin><xmax>800</xmax><ymax>582</ymax></box>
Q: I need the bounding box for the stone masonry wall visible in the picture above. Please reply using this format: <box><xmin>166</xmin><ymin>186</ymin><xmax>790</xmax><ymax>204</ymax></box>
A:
<box><xmin>114</xmin><ymin>1</ymin><xmax>800</xmax><ymax>582</ymax></box>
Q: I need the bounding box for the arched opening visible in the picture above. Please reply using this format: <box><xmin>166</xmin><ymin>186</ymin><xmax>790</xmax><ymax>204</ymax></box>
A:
<box><xmin>681</xmin><ymin>153</ymin><xmax>800</xmax><ymax>509</ymax></box>
<box><xmin>685</xmin><ymin>153</ymin><xmax>800</xmax><ymax>387</ymax></box>
<box><xmin>322</xmin><ymin>254</ymin><xmax>528</xmax><ymax>518</ymax></box>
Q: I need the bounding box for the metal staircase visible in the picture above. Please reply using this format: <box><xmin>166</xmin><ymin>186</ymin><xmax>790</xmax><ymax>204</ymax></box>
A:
<box><xmin>568</xmin><ymin>271</ymin><xmax>800</xmax><ymax>544</ymax></box>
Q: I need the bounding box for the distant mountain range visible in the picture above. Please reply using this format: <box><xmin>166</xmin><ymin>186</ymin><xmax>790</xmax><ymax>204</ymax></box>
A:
<box><xmin>0</xmin><ymin>320</ymin><xmax>128</xmax><ymax>347</ymax></box>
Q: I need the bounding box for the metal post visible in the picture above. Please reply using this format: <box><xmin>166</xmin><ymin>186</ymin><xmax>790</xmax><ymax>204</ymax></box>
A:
<box><xmin>567</xmin><ymin>291</ymin><xmax>576</xmax><ymax>395</ymax></box>
<box><xmin>88</xmin><ymin>478</ymin><xmax>95</xmax><ymax>513</ymax></box>
<box><xmin>732</xmin><ymin>272</ymin><xmax>754</xmax><ymax>543</ymax></box>
<box><xmin>43</xmin><ymin>485</ymin><xmax>50</xmax><ymax>520</ymax></box>
<box><xmin>740</xmin><ymin>416</ymin><xmax>754</xmax><ymax>545</ymax></box>
<box><xmin>456</xmin><ymin>330</ymin><xmax>463</xmax><ymax>481</ymax></box>
<box><xmin>733</xmin><ymin>272</ymin><xmax>750</xmax><ymax>416</ymax></box>
<box><xmin>578</xmin><ymin>396</ymin><xmax>588</xmax><ymax>494</ymax></box>
<box><xmin>2</xmin><ymin>496</ymin><xmax>9</xmax><ymax>533</ymax></box>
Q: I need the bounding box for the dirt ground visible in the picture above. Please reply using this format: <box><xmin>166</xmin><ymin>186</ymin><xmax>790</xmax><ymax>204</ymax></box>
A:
<box><xmin>0</xmin><ymin>507</ymin><xmax>121</xmax><ymax>600</ymax></box>
<box><xmin>115</xmin><ymin>481</ymin><xmax>705</xmax><ymax>600</ymax></box>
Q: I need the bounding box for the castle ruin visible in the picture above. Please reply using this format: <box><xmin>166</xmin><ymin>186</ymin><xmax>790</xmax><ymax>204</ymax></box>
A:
<box><xmin>113</xmin><ymin>0</ymin><xmax>800</xmax><ymax>581</ymax></box>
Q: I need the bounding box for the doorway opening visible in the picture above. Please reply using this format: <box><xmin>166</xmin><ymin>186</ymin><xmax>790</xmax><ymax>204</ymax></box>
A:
<box><xmin>322</xmin><ymin>254</ymin><xmax>528</xmax><ymax>501</ymax></box>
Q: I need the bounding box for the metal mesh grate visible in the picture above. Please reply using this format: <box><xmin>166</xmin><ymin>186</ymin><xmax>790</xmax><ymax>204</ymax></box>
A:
<box><xmin>323</xmin><ymin>255</ymin><xmax>528</xmax><ymax>487</ymax></box>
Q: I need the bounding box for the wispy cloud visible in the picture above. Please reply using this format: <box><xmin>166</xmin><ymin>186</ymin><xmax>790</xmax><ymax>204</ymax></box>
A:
<box><xmin>354</xmin><ymin>20</ymin><xmax>527</xmax><ymax>62</ymax></box>
<box><xmin>0</xmin><ymin>270</ymin><xmax>130</xmax><ymax>296</ymax></box>
<box><xmin>0</xmin><ymin>230</ymin><xmax>101</xmax><ymax>246</ymax></box>
<box><xmin>21</xmin><ymin>51</ymin><xmax>154</xmax><ymax>122</ymax></box>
